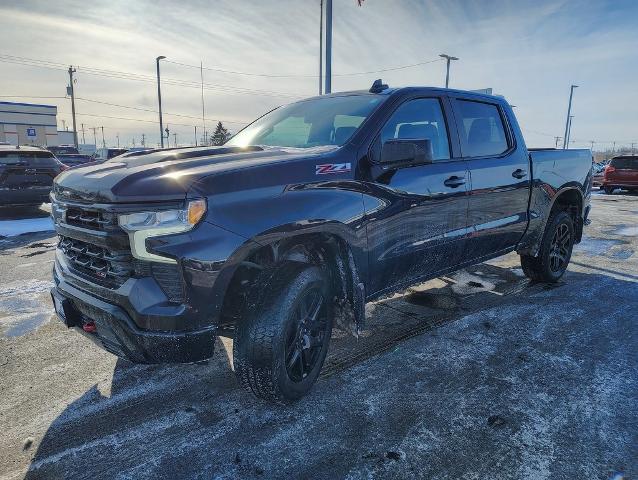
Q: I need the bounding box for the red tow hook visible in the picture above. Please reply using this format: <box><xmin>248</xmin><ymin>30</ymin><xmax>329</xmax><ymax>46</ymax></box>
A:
<box><xmin>82</xmin><ymin>321</ymin><xmax>97</xmax><ymax>333</ymax></box>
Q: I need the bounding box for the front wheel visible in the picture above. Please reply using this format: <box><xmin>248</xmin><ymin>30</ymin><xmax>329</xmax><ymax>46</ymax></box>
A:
<box><xmin>520</xmin><ymin>210</ymin><xmax>575</xmax><ymax>283</ymax></box>
<box><xmin>233</xmin><ymin>263</ymin><xmax>333</xmax><ymax>403</ymax></box>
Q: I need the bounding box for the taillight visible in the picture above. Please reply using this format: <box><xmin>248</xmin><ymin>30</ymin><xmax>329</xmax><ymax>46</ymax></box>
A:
<box><xmin>604</xmin><ymin>165</ymin><xmax>615</xmax><ymax>178</ymax></box>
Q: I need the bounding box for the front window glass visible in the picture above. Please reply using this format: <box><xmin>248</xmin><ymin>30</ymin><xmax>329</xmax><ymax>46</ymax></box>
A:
<box><xmin>226</xmin><ymin>95</ymin><xmax>385</xmax><ymax>148</ymax></box>
<box><xmin>379</xmin><ymin>98</ymin><xmax>451</xmax><ymax>160</ymax></box>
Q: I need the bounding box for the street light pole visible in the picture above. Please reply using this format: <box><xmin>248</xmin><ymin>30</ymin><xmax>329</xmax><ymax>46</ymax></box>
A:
<box><xmin>439</xmin><ymin>54</ymin><xmax>459</xmax><ymax>88</ymax></box>
<box><xmin>156</xmin><ymin>56</ymin><xmax>166</xmax><ymax>148</ymax></box>
<box><xmin>319</xmin><ymin>0</ymin><xmax>323</xmax><ymax>95</ymax></box>
<box><xmin>562</xmin><ymin>84</ymin><xmax>578</xmax><ymax>149</ymax></box>
<box><xmin>324</xmin><ymin>0</ymin><xmax>332</xmax><ymax>94</ymax></box>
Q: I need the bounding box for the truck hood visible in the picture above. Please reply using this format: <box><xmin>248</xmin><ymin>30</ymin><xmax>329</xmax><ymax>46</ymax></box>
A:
<box><xmin>53</xmin><ymin>145</ymin><xmax>334</xmax><ymax>204</ymax></box>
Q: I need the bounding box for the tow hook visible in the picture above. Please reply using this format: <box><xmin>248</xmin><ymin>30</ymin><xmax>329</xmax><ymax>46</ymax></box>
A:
<box><xmin>82</xmin><ymin>321</ymin><xmax>97</xmax><ymax>333</ymax></box>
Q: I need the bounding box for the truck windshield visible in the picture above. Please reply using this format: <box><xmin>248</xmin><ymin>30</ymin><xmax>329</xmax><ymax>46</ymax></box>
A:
<box><xmin>226</xmin><ymin>95</ymin><xmax>385</xmax><ymax>149</ymax></box>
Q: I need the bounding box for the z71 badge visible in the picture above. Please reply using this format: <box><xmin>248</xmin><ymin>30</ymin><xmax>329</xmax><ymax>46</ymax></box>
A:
<box><xmin>315</xmin><ymin>163</ymin><xmax>352</xmax><ymax>175</ymax></box>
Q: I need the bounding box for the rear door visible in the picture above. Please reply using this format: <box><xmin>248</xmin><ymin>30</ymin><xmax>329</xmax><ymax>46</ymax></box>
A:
<box><xmin>0</xmin><ymin>151</ymin><xmax>60</xmax><ymax>190</ymax></box>
<box><xmin>450</xmin><ymin>97</ymin><xmax>531</xmax><ymax>260</ymax></box>
<box><xmin>364</xmin><ymin>96</ymin><xmax>470</xmax><ymax>295</ymax></box>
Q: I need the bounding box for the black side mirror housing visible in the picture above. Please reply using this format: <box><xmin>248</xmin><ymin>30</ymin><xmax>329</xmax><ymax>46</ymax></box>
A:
<box><xmin>380</xmin><ymin>138</ymin><xmax>434</xmax><ymax>169</ymax></box>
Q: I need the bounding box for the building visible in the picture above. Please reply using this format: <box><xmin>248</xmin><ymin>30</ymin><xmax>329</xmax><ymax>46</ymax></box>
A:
<box><xmin>0</xmin><ymin>101</ymin><xmax>62</xmax><ymax>147</ymax></box>
<box><xmin>57</xmin><ymin>130</ymin><xmax>75</xmax><ymax>145</ymax></box>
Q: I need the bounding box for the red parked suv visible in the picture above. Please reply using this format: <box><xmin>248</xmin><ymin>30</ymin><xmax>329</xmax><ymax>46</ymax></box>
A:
<box><xmin>602</xmin><ymin>155</ymin><xmax>638</xmax><ymax>194</ymax></box>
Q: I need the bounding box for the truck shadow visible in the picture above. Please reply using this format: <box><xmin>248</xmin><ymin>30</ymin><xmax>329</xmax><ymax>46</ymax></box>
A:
<box><xmin>22</xmin><ymin>264</ymin><xmax>636</xmax><ymax>479</ymax></box>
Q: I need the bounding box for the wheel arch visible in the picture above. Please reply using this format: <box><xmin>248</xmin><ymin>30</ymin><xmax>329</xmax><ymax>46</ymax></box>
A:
<box><xmin>216</xmin><ymin>224</ymin><xmax>366</xmax><ymax>338</ymax></box>
<box><xmin>517</xmin><ymin>183</ymin><xmax>585</xmax><ymax>257</ymax></box>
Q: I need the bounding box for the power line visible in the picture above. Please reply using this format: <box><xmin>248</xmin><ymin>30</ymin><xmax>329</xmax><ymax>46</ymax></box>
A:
<box><xmin>74</xmin><ymin>97</ymin><xmax>249</xmax><ymax>125</ymax></box>
<box><xmin>0</xmin><ymin>54</ymin><xmax>304</xmax><ymax>99</ymax></box>
<box><xmin>163</xmin><ymin>57</ymin><xmax>444</xmax><ymax>78</ymax></box>
<box><xmin>0</xmin><ymin>95</ymin><xmax>66</xmax><ymax>99</ymax></box>
<box><xmin>61</xmin><ymin>110</ymin><xmax>241</xmax><ymax>129</ymax></box>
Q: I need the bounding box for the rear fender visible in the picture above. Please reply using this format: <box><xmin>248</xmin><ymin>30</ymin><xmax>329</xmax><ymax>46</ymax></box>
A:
<box><xmin>517</xmin><ymin>183</ymin><xmax>584</xmax><ymax>257</ymax></box>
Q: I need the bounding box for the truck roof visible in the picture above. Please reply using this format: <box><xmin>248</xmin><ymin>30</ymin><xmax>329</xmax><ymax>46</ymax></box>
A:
<box><xmin>300</xmin><ymin>85</ymin><xmax>507</xmax><ymax>105</ymax></box>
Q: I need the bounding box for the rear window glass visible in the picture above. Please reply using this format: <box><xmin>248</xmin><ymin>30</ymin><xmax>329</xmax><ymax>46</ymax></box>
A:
<box><xmin>455</xmin><ymin>100</ymin><xmax>509</xmax><ymax>157</ymax></box>
<box><xmin>0</xmin><ymin>151</ymin><xmax>56</xmax><ymax>165</ymax></box>
<box><xmin>610</xmin><ymin>157</ymin><xmax>638</xmax><ymax>169</ymax></box>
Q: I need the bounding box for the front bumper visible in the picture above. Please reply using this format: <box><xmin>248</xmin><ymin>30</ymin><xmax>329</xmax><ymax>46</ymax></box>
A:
<box><xmin>51</xmin><ymin>275</ymin><xmax>216</xmax><ymax>363</ymax></box>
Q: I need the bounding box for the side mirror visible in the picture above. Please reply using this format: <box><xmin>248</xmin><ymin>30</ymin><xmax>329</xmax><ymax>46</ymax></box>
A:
<box><xmin>380</xmin><ymin>138</ymin><xmax>434</xmax><ymax>169</ymax></box>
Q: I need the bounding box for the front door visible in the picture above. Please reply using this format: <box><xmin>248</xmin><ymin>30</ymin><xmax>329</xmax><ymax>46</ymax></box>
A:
<box><xmin>364</xmin><ymin>97</ymin><xmax>470</xmax><ymax>295</ymax></box>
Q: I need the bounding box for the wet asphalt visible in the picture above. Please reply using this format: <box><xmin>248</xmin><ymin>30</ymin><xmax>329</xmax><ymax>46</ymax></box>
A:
<box><xmin>0</xmin><ymin>191</ymin><xmax>636</xmax><ymax>479</ymax></box>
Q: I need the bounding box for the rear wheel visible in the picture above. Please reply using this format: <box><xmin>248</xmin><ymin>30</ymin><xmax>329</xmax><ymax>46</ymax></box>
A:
<box><xmin>233</xmin><ymin>263</ymin><xmax>333</xmax><ymax>403</ymax></box>
<box><xmin>520</xmin><ymin>210</ymin><xmax>574</xmax><ymax>283</ymax></box>
<box><xmin>603</xmin><ymin>186</ymin><xmax>615</xmax><ymax>194</ymax></box>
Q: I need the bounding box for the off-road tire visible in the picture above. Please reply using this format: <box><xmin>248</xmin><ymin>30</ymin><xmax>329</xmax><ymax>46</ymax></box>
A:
<box><xmin>233</xmin><ymin>263</ymin><xmax>333</xmax><ymax>403</ymax></box>
<box><xmin>603</xmin><ymin>186</ymin><xmax>615</xmax><ymax>194</ymax></box>
<box><xmin>520</xmin><ymin>210</ymin><xmax>574</xmax><ymax>283</ymax></box>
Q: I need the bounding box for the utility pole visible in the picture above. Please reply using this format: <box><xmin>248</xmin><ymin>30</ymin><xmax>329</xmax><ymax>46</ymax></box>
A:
<box><xmin>141</xmin><ymin>133</ymin><xmax>146</xmax><ymax>147</ymax></box>
<box><xmin>612</xmin><ymin>141</ymin><xmax>616</xmax><ymax>153</ymax></box>
<box><xmin>173</xmin><ymin>133</ymin><xmax>178</xmax><ymax>147</ymax></box>
<box><xmin>554</xmin><ymin>136</ymin><xmax>562</xmax><ymax>149</ymax></box>
<box><xmin>164</xmin><ymin>127</ymin><xmax>170</xmax><ymax>148</ymax></box>
<box><xmin>562</xmin><ymin>85</ymin><xmax>578</xmax><ymax>149</ymax></box>
<box><xmin>100</xmin><ymin>126</ymin><xmax>106</xmax><ymax>148</ymax></box>
<box><xmin>194</xmin><ymin>126</ymin><xmax>198</xmax><ymax>146</ymax></box>
<box><xmin>590</xmin><ymin>140</ymin><xmax>595</xmax><ymax>152</ymax></box>
<box><xmin>67</xmin><ymin>66</ymin><xmax>79</xmax><ymax>148</ymax></box>
<box><xmin>116</xmin><ymin>133</ymin><xmax>120</xmax><ymax>148</ymax></box>
<box><xmin>324</xmin><ymin>0</ymin><xmax>332</xmax><ymax>94</ymax></box>
<box><xmin>61</xmin><ymin>119</ymin><xmax>66</xmax><ymax>131</ymax></box>
<box><xmin>91</xmin><ymin>127</ymin><xmax>98</xmax><ymax>146</ymax></box>
<box><xmin>319</xmin><ymin>0</ymin><xmax>323</xmax><ymax>95</ymax></box>
<box><xmin>156</xmin><ymin>56</ymin><xmax>166</xmax><ymax>148</ymax></box>
<box><xmin>631</xmin><ymin>142</ymin><xmax>636</xmax><ymax>154</ymax></box>
<box><xmin>80</xmin><ymin>123</ymin><xmax>86</xmax><ymax>144</ymax></box>
<box><xmin>439</xmin><ymin>54</ymin><xmax>459</xmax><ymax>88</ymax></box>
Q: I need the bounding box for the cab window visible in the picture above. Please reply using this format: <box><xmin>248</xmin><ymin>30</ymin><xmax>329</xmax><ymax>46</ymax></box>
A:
<box><xmin>379</xmin><ymin>98</ymin><xmax>451</xmax><ymax>161</ymax></box>
<box><xmin>455</xmin><ymin>100</ymin><xmax>509</xmax><ymax>157</ymax></box>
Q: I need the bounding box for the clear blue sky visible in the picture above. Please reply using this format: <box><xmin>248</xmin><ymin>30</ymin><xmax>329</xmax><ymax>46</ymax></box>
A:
<box><xmin>1</xmin><ymin>0</ymin><xmax>636</xmax><ymax>149</ymax></box>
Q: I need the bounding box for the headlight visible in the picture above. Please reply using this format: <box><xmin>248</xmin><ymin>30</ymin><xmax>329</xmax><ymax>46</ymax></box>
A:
<box><xmin>118</xmin><ymin>199</ymin><xmax>206</xmax><ymax>263</ymax></box>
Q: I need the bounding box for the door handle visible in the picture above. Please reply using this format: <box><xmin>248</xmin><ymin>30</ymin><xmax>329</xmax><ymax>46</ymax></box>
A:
<box><xmin>512</xmin><ymin>169</ymin><xmax>528</xmax><ymax>179</ymax></box>
<box><xmin>444</xmin><ymin>176</ymin><xmax>466</xmax><ymax>188</ymax></box>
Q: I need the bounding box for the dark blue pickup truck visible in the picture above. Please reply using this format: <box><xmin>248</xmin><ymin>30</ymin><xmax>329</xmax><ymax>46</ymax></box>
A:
<box><xmin>50</xmin><ymin>82</ymin><xmax>592</xmax><ymax>402</ymax></box>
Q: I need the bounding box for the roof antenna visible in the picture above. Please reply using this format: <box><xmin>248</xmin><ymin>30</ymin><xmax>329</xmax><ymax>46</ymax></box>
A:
<box><xmin>369</xmin><ymin>79</ymin><xmax>388</xmax><ymax>93</ymax></box>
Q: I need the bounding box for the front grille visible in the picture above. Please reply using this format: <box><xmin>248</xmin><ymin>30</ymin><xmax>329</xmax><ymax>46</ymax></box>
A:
<box><xmin>65</xmin><ymin>207</ymin><xmax>118</xmax><ymax>231</ymax></box>
<box><xmin>59</xmin><ymin>236</ymin><xmax>134</xmax><ymax>288</ymax></box>
<box><xmin>58</xmin><ymin>203</ymin><xmax>185</xmax><ymax>302</ymax></box>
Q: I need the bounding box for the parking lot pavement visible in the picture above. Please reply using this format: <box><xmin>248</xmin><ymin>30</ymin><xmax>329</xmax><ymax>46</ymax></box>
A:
<box><xmin>0</xmin><ymin>194</ymin><xmax>636</xmax><ymax>480</ymax></box>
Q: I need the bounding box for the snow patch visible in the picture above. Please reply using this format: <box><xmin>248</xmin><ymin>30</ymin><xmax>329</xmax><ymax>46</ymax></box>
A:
<box><xmin>0</xmin><ymin>217</ymin><xmax>54</xmax><ymax>237</ymax></box>
<box><xmin>0</xmin><ymin>279</ymin><xmax>54</xmax><ymax>337</ymax></box>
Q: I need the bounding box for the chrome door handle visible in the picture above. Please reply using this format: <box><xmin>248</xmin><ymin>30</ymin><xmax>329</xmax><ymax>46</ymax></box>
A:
<box><xmin>444</xmin><ymin>176</ymin><xmax>466</xmax><ymax>188</ymax></box>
